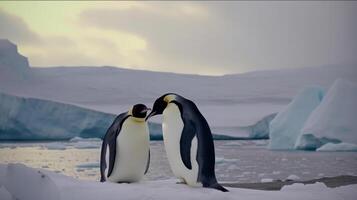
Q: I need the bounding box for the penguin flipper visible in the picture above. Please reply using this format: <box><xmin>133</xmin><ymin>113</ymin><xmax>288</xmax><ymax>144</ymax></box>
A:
<box><xmin>179</xmin><ymin>120</ymin><xmax>196</xmax><ymax>170</ymax></box>
<box><xmin>100</xmin><ymin>137</ymin><xmax>108</xmax><ymax>182</ymax></box>
<box><xmin>144</xmin><ymin>149</ymin><xmax>150</xmax><ymax>174</ymax></box>
<box><xmin>100</xmin><ymin>112</ymin><xmax>130</xmax><ymax>180</ymax></box>
<box><xmin>107</xmin><ymin>138</ymin><xmax>117</xmax><ymax>177</ymax></box>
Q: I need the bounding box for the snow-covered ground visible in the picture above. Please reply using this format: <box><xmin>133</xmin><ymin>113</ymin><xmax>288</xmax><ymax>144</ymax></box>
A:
<box><xmin>1</xmin><ymin>40</ymin><xmax>357</xmax><ymax>138</ymax></box>
<box><xmin>0</xmin><ymin>163</ymin><xmax>356</xmax><ymax>200</ymax></box>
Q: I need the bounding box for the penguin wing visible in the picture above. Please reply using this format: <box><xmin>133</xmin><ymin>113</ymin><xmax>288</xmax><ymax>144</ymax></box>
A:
<box><xmin>179</xmin><ymin>119</ymin><xmax>196</xmax><ymax>170</ymax></box>
<box><xmin>100</xmin><ymin>137</ymin><xmax>108</xmax><ymax>182</ymax></box>
<box><xmin>100</xmin><ymin>112</ymin><xmax>129</xmax><ymax>180</ymax></box>
<box><xmin>144</xmin><ymin>149</ymin><xmax>150</xmax><ymax>174</ymax></box>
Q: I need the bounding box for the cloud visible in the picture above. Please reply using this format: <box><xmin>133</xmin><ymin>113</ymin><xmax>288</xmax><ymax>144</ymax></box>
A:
<box><xmin>79</xmin><ymin>1</ymin><xmax>357</xmax><ymax>74</ymax></box>
<box><xmin>0</xmin><ymin>9</ymin><xmax>41</xmax><ymax>45</ymax></box>
<box><xmin>0</xmin><ymin>8</ymin><xmax>134</xmax><ymax>68</ymax></box>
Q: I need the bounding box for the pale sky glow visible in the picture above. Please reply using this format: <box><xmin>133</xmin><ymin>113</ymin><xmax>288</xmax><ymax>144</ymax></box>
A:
<box><xmin>0</xmin><ymin>1</ymin><xmax>356</xmax><ymax>75</ymax></box>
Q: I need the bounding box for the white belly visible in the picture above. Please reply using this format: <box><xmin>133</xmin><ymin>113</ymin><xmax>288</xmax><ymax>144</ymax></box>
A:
<box><xmin>108</xmin><ymin>117</ymin><xmax>149</xmax><ymax>182</ymax></box>
<box><xmin>163</xmin><ymin>103</ymin><xmax>201</xmax><ymax>186</ymax></box>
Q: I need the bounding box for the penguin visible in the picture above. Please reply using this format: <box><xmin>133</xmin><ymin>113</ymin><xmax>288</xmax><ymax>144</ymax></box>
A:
<box><xmin>100</xmin><ymin>104</ymin><xmax>150</xmax><ymax>183</ymax></box>
<box><xmin>146</xmin><ymin>93</ymin><xmax>228</xmax><ymax>192</ymax></box>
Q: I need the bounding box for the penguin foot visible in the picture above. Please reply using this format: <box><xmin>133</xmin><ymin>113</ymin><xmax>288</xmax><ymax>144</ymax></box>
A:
<box><xmin>176</xmin><ymin>179</ymin><xmax>187</xmax><ymax>184</ymax></box>
<box><xmin>208</xmin><ymin>183</ymin><xmax>229</xmax><ymax>192</ymax></box>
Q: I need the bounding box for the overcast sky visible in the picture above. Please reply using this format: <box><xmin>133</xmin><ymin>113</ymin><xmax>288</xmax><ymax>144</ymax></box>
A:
<box><xmin>0</xmin><ymin>1</ymin><xmax>356</xmax><ymax>75</ymax></box>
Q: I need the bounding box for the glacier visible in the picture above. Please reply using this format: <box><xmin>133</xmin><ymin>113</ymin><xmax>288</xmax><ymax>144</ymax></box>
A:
<box><xmin>0</xmin><ymin>92</ymin><xmax>164</xmax><ymax>140</ymax></box>
<box><xmin>0</xmin><ymin>92</ymin><xmax>115</xmax><ymax>140</ymax></box>
<box><xmin>0</xmin><ymin>92</ymin><xmax>239</xmax><ymax>140</ymax></box>
<box><xmin>295</xmin><ymin>79</ymin><xmax>357</xmax><ymax>150</ymax></box>
<box><xmin>268</xmin><ymin>87</ymin><xmax>325</xmax><ymax>150</ymax></box>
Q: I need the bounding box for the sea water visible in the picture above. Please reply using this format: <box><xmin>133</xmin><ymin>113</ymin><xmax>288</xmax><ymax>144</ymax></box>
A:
<box><xmin>0</xmin><ymin>140</ymin><xmax>357</xmax><ymax>183</ymax></box>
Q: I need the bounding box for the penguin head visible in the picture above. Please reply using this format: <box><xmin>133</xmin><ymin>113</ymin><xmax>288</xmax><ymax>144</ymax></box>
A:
<box><xmin>146</xmin><ymin>93</ymin><xmax>175</xmax><ymax>120</ymax></box>
<box><xmin>130</xmin><ymin>104</ymin><xmax>151</xmax><ymax>119</ymax></box>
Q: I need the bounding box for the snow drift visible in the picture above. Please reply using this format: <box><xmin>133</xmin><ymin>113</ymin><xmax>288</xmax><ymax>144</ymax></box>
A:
<box><xmin>1</xmin><ymin>163</ymin><xmax>357</xmax><ymax>200</ymax></box>
<box><xmin>295</xmin><ymin>79</ymin><xmax>357</xmax><ymax>150</ymax></box>
<box><xmin>269</xmin><ymin>87</ymin><xmax>324</xmax><ymax>149</ymax></box>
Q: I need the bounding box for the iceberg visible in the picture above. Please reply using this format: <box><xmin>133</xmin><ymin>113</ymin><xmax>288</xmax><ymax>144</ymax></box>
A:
<box><xmin>268</xmin><ymin>87</ymin><xmax>324</xmax><ymax>149</ymax></box>
<box><xmin>316</xmin><ymin>143</ymin><xmax>357</xmax><ymax>152</ymax></box>
<box><xmin>0</xmin><ymin>93</ymin><xmax>161</xmax><ymax>140</ymax></box>
<box><xmin>295</xmin><ymin>79</ymin><xmax>357</xmax><ymax>150</ymax></box>
<box><xmin>248</xmin><ymin>113</ymin><xmax>277</xmax><ymax>139</ymax></box>
<box><xmin>0</xmin><ymin>92</ymin><xmax>115</xmax><ymax>140</ymax></box>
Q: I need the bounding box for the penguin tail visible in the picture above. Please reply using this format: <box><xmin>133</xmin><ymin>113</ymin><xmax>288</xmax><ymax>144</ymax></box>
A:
<box><xmin>209</xmin><ymin>183</ymin><xmax>229</xmax><ymax>192</ymax></box>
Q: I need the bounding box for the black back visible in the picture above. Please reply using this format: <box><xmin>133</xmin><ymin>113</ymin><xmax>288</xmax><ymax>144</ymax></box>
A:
<box><xmin>100</xmin><ymin>112</ymin><xmax>129</xmax><ymax>182</ymax></box>
<box><xmin>170</xmin><ymin>94</ymin><xmax>227</xmax><ymax>191</ymax></box>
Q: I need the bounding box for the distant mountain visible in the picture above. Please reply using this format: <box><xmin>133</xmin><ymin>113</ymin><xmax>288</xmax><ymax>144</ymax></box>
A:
<box><xmin>0</xmin><ymin>39</ymin><xmax>356</xmax><ymax>137</ymax></box>
<box><xmin>0</xmin><ymin>39</ymin><xmax>29</xmax><ymax>80</ymax></box>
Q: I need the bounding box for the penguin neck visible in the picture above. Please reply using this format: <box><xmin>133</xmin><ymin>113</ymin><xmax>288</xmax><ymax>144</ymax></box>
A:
<box><xmin>164</xmin><ymin>94</ymin><xmax>176</xmax><ymax>103</ymax></box>
<box><xmin>130</xmin><ymin>116</ymin><xmax>146</xmax><ymax>122</ymax></box>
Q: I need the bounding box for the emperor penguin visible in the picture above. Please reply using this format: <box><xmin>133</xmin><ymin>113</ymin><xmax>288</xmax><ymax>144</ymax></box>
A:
<box><xmin>100</xmin><ymin>104</ymin><xmax>151</xmax><ymax>183</ymax></box>
<box><xmin>146</xmin><ymin>93</ymin><xmax>228</xmax><ymax>192</ymax></box>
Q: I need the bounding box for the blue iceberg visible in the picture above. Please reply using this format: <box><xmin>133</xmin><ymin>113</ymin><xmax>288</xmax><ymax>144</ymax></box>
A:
<box><xmin>268</xmin><ymin>87</ymin><xmax>325</xmax><ymax>150</ymax></box>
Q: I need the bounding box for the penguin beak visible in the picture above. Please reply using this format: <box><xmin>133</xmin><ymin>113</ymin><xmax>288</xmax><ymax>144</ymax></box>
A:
<box><xmin>145</xmin><ymin>110</ymin><xmax>157</xmax><ymax>121</ymax></box>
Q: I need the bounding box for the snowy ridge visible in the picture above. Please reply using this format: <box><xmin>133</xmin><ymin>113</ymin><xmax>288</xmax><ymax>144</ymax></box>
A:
<box><xmin>1</xmin><ymin>40</ymin><xmax>357</xmax><ymax>138</ymax></box>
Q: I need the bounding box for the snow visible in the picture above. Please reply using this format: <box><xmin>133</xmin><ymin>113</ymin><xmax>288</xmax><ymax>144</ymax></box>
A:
<box><xmin>295</xmin><ymin>79</ymin><xmax>357</xmax><ymax>150</ymax></box>
<box><xmin>0</xmin><ymin>186</ymin><xmax>12</xmax><ymax>200</ymax></box>
<box><xmin>260</xmin><ymin>178</ymin><xmax>274</xmax><ymax>183</ymax></box>
<box><xmin>72</xmin><ymin>142</ymin><xmax>100</xmax><ymax>149</ymax></box>
<box><xmin>4</xmin><ymin>163</ymin><xmax>60</xmax><ymax>200</ymax></box>
<box><xmin>42</xmin><ymin>143</ymin><xmax>67</xmax><ymax>150</ymax></box>
<box><xmin>1</xmin><ymin>163</ymin><xmax>357</xmax><ymax>200</ymax></box>
<box><xmin>215</xmin><ymin>157</ymin><xmax>238</xmax><ymax>164</ymax></box>
<box><xmin>76</xmin><ymin>163</ymin><xmax>100</xmax><ymax>169</ymax></box>
<box><xmin>69</xmin><ymin>137</ymin><xmax>101</xmax><ymax>142</ymax></box>
<box><xmin>317</xmin><ymin>143</ymin><xmax>357</xmax><ymax>152</ymax></box>
<box><xmin>269</xmin><ymin>87</ymin><xmax>324</xmax><ymax>149</ymax></box>
<box><xmin>286</xmin><ymin>175</ymin><xmax>301</xmax><ymax>181</ymax></box>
